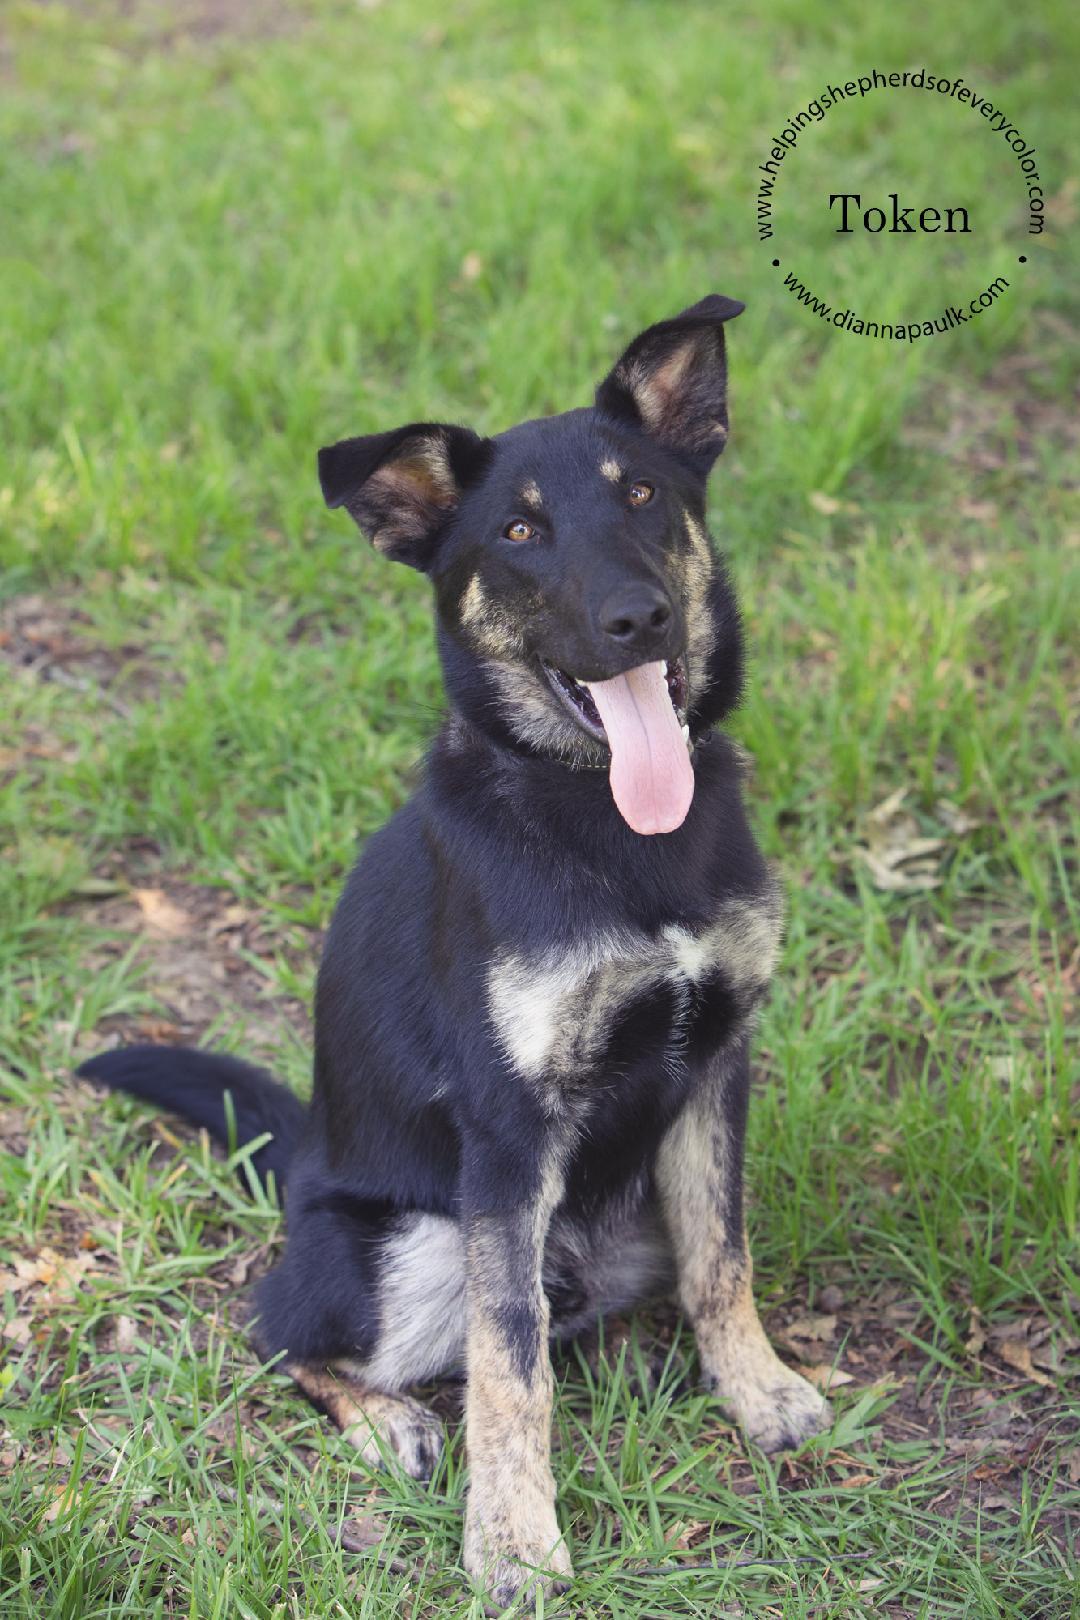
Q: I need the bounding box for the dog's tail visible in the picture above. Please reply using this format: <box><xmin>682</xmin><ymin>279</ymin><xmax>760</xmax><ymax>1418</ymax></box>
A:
<box><xmin>77</xmin><ymin>1046</ymin><xmax>306</xmax><ymax>1193</ymax></box>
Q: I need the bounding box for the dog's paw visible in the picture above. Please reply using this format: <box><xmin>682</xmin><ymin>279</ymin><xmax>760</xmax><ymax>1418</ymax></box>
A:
<box><xmin>342</xmin><ymin>1392</ymin><xmax>444</xmax><ymax>1480</ymax></box>
<box><xmin>715</xmin><ymin>1364</ymin><xmax>832</xmax><ymax>1454</ymax></box>
<box><xmin>464</xmin><ymin>1498</ymin><xmax>573</xmax><ymax>1611</ymax></box>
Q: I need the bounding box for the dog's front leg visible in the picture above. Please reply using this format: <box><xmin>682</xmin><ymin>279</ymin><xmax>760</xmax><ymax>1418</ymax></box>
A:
<box><xmin>461</xmin><ymin>1168</ymin><xmax>573</xmax><ymax>1607</ymax></box>
<box><xmin>657</xmin><ymin>1036</ymin><xmax>831</xmax><ymax>1452</ymax></box>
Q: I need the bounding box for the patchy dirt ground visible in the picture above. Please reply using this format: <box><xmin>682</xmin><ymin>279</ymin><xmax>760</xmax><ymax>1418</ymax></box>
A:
<box><xmin>68</xmin><ymin>867</ymin><xmax>316</xmax><ymax>1064</ymax></box>
<box><xmin>0</xmin><ymin>592</ymin><xmax>163</xmax><ymax>722</ymax></box>
<box><xmin>3</xmin><ymin>1049</ymin><xmax>1077</xmax><ymax>1585</ymax></box>
<box><xmin>23</xmin><ymin>0</ymin><xmax>316</xmax><ymax>50</ymax></box>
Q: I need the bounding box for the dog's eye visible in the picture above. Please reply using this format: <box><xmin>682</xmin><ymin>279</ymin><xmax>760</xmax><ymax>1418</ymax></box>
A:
<box><xmin>503</xmin><ymin>519</ymin><xmax>536</xmax><ymax>543</ymax></box>
<box><xmin>628</xmin><ymin>482</ymin><xmax>654</xmax><ymax>507</ymax></box>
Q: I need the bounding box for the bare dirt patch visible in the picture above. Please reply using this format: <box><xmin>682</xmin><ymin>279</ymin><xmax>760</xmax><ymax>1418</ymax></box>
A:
<box><xmin>28</xmin><ymin>0</ymin><xmax>316</xmax><ymax>50</ymax></box>
<box><xmin>901</xmin><ymin>325</ymin><xmax>1080</xmax><ymax>477</ymax></box>
<box><xmin>69</xmin><ymin>861</ymin><xmax>316</xmax><ymax>1066</ymax></box>
<box><xmin>0</xmin><ymin>592</ymin><xmax>163</xmax><ymax>721</ymax></box>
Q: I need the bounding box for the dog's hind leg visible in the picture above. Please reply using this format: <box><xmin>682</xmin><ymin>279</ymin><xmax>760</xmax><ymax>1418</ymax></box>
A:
<box><xmin>267</xmin><ymin>1212</ymin><xmax>468</xmax><ymax>1480</ymax></box>
<box><xmin>284</xmin><ymin>1361</ymin><xmax>445</xmax><ymax>1479</ymax></box>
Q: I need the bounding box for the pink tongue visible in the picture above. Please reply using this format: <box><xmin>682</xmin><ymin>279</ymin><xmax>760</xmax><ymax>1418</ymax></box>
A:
<box><xmin>585</xmin><ymin>661</ymin><xmax>694</xmax><ymax>835</ymax></box>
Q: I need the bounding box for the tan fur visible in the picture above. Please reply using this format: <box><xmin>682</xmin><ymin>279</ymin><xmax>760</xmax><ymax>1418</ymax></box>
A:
<box><xmin>361</xmin><ymin>1214</ymin><xmax>467</xmax><ymax>1386</ymax></box>
<box><xmin>481</xmin><ymin>508</ymin><xmax>723</xmax><ymax>765</ymax></box>
<box><xmin>625</xmin><ymin>341</ymin><xmax>695</xmax><ymax>433</ymax></box>
<box><xmin>486</xmin><ymin>889</ymin><xmax>784</xmax><ymax>1092</ymax></box>
<box><xmin>486</xmin><ymin>931</ymin><xmax>660</xmax><ymax>1093</ymax></box>
<box><xmin>463</xmin><ymin>1169</ymin><xmax>573</xmax><ymax>1603</ymax></box>
<box><xmin>599</xmin><ymin>458</ymin><xmax>624</xmax><ymax>483</ymax></box>
<box><xmin>616</xmin><ymin>338</ymin><xmax>730</xmax><ymax>454</ymax></box>
<box><xmin>458</xmin><ymin>577</ymin><xmax>528</xmax><ymax>659</ymax></box>
<box><xmin>485</xmin><ymin>660</ymin><xmax>606</xmax><ymax>769</ymax></box>
<box><xmin>284</xmin><ymin>1362</ymin><xmax>443</xmax><ymax>1478</ymax></box>
<box><xmin>656</xmin><ymin>1086</ymin><xmax>830</xmax><ymax>1452</ymax></box>
<box><xmin>364</xmin><ymin>435</ymin><xmax>457</xmax><ymax>554</ymax></box>
<box><xmin>520</xmin><ymin>479</ymin><xmax>543</xmax><ymax>510</ymax></box>
<box><xmin>675</xmin><ymin>508</ymin><xmax>718</xmax><ymax>697</ymax></box>
<box><xmin>664</xmin><ymin>886</ymin><xmax>785</xmax><ymax>997</ymax></box>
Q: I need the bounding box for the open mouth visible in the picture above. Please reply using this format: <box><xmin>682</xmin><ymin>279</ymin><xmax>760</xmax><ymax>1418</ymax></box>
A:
<box><xmin>541</xmin><ymin>655</ymin><xmax>695</xmax><ymax>835</ymax></box>
<box><xmin>541</xmin><ymin>656</ymin><xmax>690</xmax><ymax>746</ymax></box>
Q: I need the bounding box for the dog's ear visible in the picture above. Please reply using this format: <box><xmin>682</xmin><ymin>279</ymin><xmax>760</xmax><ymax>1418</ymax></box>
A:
<box><xmin>595</xmin><ymin>294</ymin><xmax>745</xmax><ymax>473</ymax></box>
<box><xmin>318</xmin><ymin>422</ymin><xmax>493</xmax><ymax>571</ymax></box>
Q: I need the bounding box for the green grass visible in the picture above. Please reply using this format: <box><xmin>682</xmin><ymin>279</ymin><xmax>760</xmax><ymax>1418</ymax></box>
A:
<box><xmin>1</xmin><ymin>0</ymin><xmax>1078</xmax><ymax>1614</ymax></box>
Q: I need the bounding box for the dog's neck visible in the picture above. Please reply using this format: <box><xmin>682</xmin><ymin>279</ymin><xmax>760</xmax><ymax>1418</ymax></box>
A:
<box><xmin>438</xmin><ymin>702</ymin><xmax>709</xmax><ymax>773</ymax></box>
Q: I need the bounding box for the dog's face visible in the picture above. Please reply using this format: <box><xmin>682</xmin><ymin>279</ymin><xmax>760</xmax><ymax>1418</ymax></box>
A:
<box><xmin>319</xmin><ymin>296</ymin><xmax>745</xmax><ymax>835</ymax></box>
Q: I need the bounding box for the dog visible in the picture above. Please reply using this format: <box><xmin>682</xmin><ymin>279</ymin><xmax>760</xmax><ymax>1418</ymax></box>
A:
<box><xmin>80</xmin><ymin>295</ymin><xmax>830</xmax><ymax>1606</ymax></box>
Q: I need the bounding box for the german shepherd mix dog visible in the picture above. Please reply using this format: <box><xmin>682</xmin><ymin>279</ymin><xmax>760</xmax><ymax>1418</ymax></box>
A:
<box><xmin>81</xmin><ymin>296</ymin><xmax>830</xmax><ymax>1605</ymax></box>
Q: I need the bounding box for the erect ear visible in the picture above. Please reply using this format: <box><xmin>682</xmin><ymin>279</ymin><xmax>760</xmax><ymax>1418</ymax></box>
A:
<box><xmin>318</xmin><ymin>422</ymin><xmax>493</xmax><ymax>571</ymax></box>
<box><xmin>594</xmin><ymin>294</ymin><xmax>745</xmax><ymax>473</ymax></box>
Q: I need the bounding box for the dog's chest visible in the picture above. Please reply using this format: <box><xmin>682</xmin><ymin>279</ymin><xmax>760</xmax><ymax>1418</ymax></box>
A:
<box><xmin>486</xmin><ymin>885</ymin><xmax>783</xmax><ymax>1087</ymax></box>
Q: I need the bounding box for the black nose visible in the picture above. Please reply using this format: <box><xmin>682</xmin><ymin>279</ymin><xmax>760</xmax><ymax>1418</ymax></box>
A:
<box><xmin>597</xmin><ymin>583</ymin><xmax>673</xmax><ymax>652</ymax></box>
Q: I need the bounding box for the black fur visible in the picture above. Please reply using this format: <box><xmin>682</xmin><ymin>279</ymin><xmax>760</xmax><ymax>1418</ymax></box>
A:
<box><xmin>79</xmin><ymin>293</ymin><xmax>767</xmax><ymax>1369</ymax></box>
<box><xmin>78</xmin><ymin>1046</ymin><xmax>304</xmax><ymax>1189</ymax></box>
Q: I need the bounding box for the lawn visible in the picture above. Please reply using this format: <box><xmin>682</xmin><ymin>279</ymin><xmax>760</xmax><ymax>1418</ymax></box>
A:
<box><xmin>1</xmin><ymin>0</ymin><xmax>1078</xmax><ymax>1615</ymax></box>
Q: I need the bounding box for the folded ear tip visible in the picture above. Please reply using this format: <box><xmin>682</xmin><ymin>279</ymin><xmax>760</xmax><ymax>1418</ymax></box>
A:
<box><xmin>697</xmin><ymin>293</ymin><xmax>745</xmax><ymax>321</ymax></box>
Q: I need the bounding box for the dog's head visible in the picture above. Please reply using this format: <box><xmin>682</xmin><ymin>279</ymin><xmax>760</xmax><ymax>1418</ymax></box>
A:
<box><xmin>319</xmin><ymin>295</ymin><xmax>745</xmax><ymax>835</ymax></box>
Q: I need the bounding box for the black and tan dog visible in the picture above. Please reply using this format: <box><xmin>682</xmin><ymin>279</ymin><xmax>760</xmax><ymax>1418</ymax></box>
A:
<box><xmin>81</xmin><ymin>295</ymin><xmax>830</xmax><ymax>1605</ymax></box>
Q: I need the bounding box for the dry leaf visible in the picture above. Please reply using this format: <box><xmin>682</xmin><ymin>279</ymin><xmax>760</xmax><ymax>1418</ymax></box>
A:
<box><xmin>839</xmin><ymin>1472</ymin><xmax>876</xmax><ymax>1488</ymax></box>
<box><xmin>342</xmin><ymin>1511</ymin><xmax>388</xmax><ymax>1554</ymax></box>
<box><xmin>14</xmin><ymin>1253</ymin><xmax>58</xmax><ymax>1287</ymax></box>
<box><xmin>228</xmin><ymin>1254</ymin><xmax>253</xmax><ymax>1287</ymax></box>
<box><xmin>132</xmin><ymin>888</ymin><xmax>191</xmax><ymax>937</ymax></box>
<box><xmin>1031</xmin><ymin>1336</ymin><xmax>1079</xmax><ymax>1374</ymax></box>
<box><xmin>785</xmin><ymin>1314</ymin><xmax>837</xmax><ymax>1342</ymax></box>
<box><xmin>852</xmin><ymin>787</ymin><xmax>949</xmax><ymax>891</ymax></box>
<box><xmin>936</xmin><ymin>799</ymin><xmax>982</xmax><ymax>836</ymax></box>
<box><xmin>995</xmin><ymin>1337</ymin><xmax>1055</xmax><ymax>1388</ymax></box>
<box><xmin>41</xmin><ymin>1480</ymin><xmax>81</xmax><ymax>1523</ymax></box>
<box><xmin>209</xmin><ymin>905</ymin><xmax>250</xmax><ymax>937</ymax></box>
<box><xmin>808</xmin><ymin>491</ymin><xmax>858</xmax><ymax>516</ymax></box>
<box><xmin>965</xmin><ymin>1307</ymin><xmax>986</xmax><ymax>1358</ymax></box>
<box><xmin>855</xmin><ymin>847</ymin><xmax>942</xmax><ymax>891</ymax></box>
<box><xmin>800</xmin><ymin>1363</ymin><xmax>855</xmax><ymax>1391</ymax></box>
<box><xmin>857</xmin><ymin>1575</ymin><xmax>885</xmax><ymax>1591</ymax></box>
<box><xmin>460</xmin><ymin>251</ymin><xmax>484</xmax><ymax>282</ymax></box>
<box><xmin>114</xmin><ymin>1315</ymin><xmax>137</xmax><ymax>1353</ymax></box>
<box><xmin>0</xmin><ymin>1246</ymin><xmax>98</xmax><ymax>1332</ymax></box>
<box><xmin>958</xmin><ymin>499</ymin><xmax>998</xmax><ymax>522</ymax></box>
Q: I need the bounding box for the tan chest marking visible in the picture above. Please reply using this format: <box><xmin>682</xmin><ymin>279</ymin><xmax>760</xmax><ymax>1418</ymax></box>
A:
<box><xmin>486</xmin><ymin>888</ymin><xmax>783</xmax><ymax>1086</ymax></box>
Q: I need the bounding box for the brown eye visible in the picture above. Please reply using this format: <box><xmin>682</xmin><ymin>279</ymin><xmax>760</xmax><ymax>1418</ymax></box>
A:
<box><xmin>504</xmin><ymin>519</ymin><xmax>536</xmax><ymax>542</ymax></box>
<box><xmin>628</xmin><ymin>481</ymin><xmax>654</xmax><ymax>506</ymax></box>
